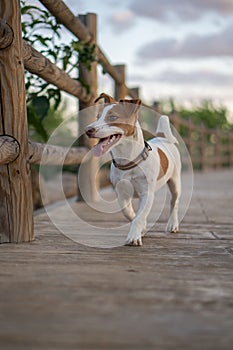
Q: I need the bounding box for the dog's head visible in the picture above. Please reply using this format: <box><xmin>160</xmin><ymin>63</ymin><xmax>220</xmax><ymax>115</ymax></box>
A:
<box><xmin>85</xmin><ymin>93</ymin><xmax>141</xmax><ymax>157</ymax></box>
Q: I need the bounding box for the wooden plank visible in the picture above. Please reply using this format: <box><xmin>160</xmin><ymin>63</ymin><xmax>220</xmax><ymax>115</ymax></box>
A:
<box><xmin>1</xmin><ymin>170</ymin><xmax>232</xmax><ymax>348</ymax></box>
<box><xmin>0</xmin><ymin>0</ymin><xmax>34</xmax><ymax>243</ymax></box>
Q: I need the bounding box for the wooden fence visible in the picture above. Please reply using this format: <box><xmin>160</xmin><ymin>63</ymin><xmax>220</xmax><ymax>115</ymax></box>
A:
<box><xmin>0</xmin><ymin>0</ymin><xmax>139</xmax><ymax>243</ymax></box>
<box><xmin>170</xmin><ymin>112</ymin><xmax>233</xmax><ymax>170</ymax></box>
<box><xmin>0</xmin><ymin>0</ymin><xmax>232</xmax><ymax>243</ymax></box>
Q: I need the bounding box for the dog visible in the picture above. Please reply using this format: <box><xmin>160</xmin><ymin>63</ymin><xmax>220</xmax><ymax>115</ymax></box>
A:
<box><xmin>85</xmin><ymin>93</ymin><xmax>181</xmax><ymax>246</ymax></box>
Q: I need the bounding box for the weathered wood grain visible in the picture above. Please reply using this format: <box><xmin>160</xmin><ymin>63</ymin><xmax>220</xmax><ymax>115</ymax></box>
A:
<box><xmin>170</xmin><ymin>112</ymin><xmax>233</xmax><ymax>170</ymax></box>
<box><xmin>39</xmin><ymin>0</ymin><xmax>92</xmax><ymax>43</ymax></box>
<box><xmin>0</xmin><ymin>0</ymin><xmax>34</xmax><ymax>242</ymax></box>
<box><xmin>28</xmin><ymin>141</ymin><xmax>89</xmax><ymax>165</ymax></box>
<box><xmin>0</xmin><ymin>135</ymin><xmax>20</xmax><ymax>164</ymax></box>
<box><xmin>0</xmin><ymin>170</ymin><xmax>232</xmax><ymax>349</ymax></box>
<box><xmin>22</xmin><ymin>40</ymin><xmax>91</xmax><ymax>102</ymax></box>
<box><xmin>114</xmin><ymin>64</ymin><xmax>127</xmax><ymax>100</ymax></box>
<box><xmin>38</xmin><ymin>0</ymin><xmax>138</xmax><ymax>98</ymax></box>
<box><xmin>0</xmin><ymin>18</ymin><xmax>14</xmax><ymax>49</ymax></box>
<box><xmin>78</xmin><ymin>13</ymin><xmax>99</xmax><ymax>202</ymax></box>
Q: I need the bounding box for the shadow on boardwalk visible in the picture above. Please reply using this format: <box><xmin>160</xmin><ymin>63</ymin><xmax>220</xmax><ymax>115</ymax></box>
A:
<box><xmin>0</xmin><ymin>170</ymin><xmax>233</xmax><ymax>350</ymax></box>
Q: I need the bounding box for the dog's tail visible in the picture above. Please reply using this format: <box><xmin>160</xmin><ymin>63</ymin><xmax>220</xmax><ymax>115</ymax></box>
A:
<box><xmin>156</xmin><ymin>115</ymin><xmax>178</xmax><ymax>144</ymax></box>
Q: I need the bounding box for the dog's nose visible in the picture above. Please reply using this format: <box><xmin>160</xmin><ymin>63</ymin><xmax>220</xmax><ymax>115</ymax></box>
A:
<box><xmin>85</xmin><ymin>126</ymin><xmax>96</xmax><ymax>138</ymax></box>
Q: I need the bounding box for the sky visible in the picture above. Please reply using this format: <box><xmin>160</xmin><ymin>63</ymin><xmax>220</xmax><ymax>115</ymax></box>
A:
<box><xmin>38</xmin><ymin>0</ymin><xmax>233</xmax><ymax>114</ymax></box>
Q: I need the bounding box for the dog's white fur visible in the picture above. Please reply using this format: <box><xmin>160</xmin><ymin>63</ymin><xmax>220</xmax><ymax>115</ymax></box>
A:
<box><xmin>85</xmin><ymin>94</ymin><xmax>181</xmax><ymax>246</ymax></box>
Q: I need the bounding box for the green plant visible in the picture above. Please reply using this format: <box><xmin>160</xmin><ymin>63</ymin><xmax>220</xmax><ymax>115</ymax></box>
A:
<box><xmin>21</xmin><ymin>0</ymin><xmax>96</xmax><ymax>140</ymax></box>
<box><xmin>161</xmin><ymin>98</ymin><xmax>232</xmax><ymax>131</ymax></box>
<box><xmin>178</xmin><ymin>101</ymin><xmax>229</xmax><ymax>130</ymax></box>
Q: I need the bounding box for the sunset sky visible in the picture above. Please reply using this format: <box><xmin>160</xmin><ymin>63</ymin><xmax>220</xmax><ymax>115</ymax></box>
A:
<box><xmin>31</xmin><ymin>0</ymin><xmax>233</xmax><ymax>116</ymax></box>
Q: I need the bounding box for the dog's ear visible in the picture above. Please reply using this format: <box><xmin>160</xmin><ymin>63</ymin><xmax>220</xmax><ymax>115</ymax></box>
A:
<box><xmin>94</xmin><ymin>93</ymin><xmax>116</xmax><ymax>104</ymax></box>
<box><xmin>119</xmin><ymin>99</ymin><xmax>142</xmax><ymax>115</ymax></box>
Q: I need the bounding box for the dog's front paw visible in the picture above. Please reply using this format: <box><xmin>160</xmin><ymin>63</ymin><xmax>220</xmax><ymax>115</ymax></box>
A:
<box><xmin>125</xmin><ymin>236</ymin><xmax>142</xmax><ymax>246</ymax></box>
<box><xmin>166</xmin><ymin>220</ymin><xmax>179</xmax><ymax>233</ymax></box>
<box><xmin>141</xmin><ymin>226</ymin><xmax>147</xmax><ymax>237</ymax></box>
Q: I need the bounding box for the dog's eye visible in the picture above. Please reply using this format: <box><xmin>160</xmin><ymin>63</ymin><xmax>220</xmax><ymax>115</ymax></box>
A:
<box><xmin>109</xmin><ymin>115</ymin><xmax>118</xmax><ymax>121</ymax></box>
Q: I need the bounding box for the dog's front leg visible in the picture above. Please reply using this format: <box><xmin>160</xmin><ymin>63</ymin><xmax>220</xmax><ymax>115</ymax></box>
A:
<box><xmin>115</xmin><ymin>179</ymin><xmax>135</xmax><ymax>221</ymax></box>
<box><xmin>125</xmin><ymin>192</ymin><xmax>154</xmax><ymax>246</ymax></box>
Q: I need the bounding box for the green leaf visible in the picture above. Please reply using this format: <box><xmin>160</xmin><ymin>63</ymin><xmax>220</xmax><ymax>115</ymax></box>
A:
<box><xmin>27</xmin><ymin>105</ymin><xmax>48</xmax><ymax>142</ymax></box>
<box><xmin>21</xmin><ymin>5</ymin><xmax>40</xmax><ymax>15</ymax></box>
<box><xmin>31</xmin><ymin>96</ymin><xmax>50</xmax><ymax>121</ymax></box>
<box><xmin>71</xmin><ymin>40</ymin><xmax>83</xmax><ymax>52</ymax></box>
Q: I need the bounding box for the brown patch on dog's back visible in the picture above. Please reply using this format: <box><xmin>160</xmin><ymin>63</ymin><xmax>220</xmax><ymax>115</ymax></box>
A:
<box><xmin>157</xmin><ymin>148</ymin><xmax>169</xmax><ymax>180</ymax></box>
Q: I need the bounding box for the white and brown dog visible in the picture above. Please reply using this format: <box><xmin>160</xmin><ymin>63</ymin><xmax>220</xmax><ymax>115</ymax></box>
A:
<box><xmin>85</xmin><ymin>93</ymin><xmax>181</xmax><ymax>246</ymax></box>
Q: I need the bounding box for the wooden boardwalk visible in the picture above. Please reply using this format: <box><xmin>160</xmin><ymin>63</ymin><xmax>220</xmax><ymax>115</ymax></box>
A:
<box><xmin>0</xmin><ymin>169</ymin><xmax>233</xmax><ymax>349</ymax></box>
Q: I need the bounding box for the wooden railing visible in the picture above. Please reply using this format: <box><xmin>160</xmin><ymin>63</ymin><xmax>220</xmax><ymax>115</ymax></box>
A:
<box><xmin>0</xmin><ymin>0</ymin><xmax>139</xmax><ymax>243</ymax></box>
<box><xmin>170</xmin><ymin>112</ymin><xmax>233</xmax><ymax>170</ymax></box>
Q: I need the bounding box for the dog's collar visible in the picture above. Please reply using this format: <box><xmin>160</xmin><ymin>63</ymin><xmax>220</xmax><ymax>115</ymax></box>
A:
<box><xmin>111</xmin><ymin>141</ymin><xmax>152</xmax><ymax>171</ymax></box>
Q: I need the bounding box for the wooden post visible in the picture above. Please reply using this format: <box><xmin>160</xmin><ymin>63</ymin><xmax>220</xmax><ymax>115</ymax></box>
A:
<box><xmin>0</xmin><ymin>0</ymin><xmax>34</xmax><ymax>243</ymax></box>
<box><xmin>187</xmin><ymin>119</ymin><xmax>194</xmax><ymax>167</ymax></box>
<box><xmin>228</xmin><ymin>133</ymin><xmax>233</xmax><ymax>167</ymax></box>
<box><xmin>169</xmin><ymin>111</ymin><xmax>179</xmax><ymax>132</ymax></box>
<box><xmin>129</xmin><ymin>87</ymin><xmax>140</xmax><ymax>99</ymax></box>
<box><xmin>215</xmin><ymin>128</ymin><xmax>221</xmax><ymax>169</ymax></box>
<box><xmin>114</xmin><ymin>64</ymin><xmax>127</xmax><ymax>100</ymax></box>
<box><xmin>200</xmin><ymin>123</ymin><xmax>206</xmax><ymax>171</ymax></box>
<box><xmin>77</xmin><ymin>13</ymin><xmax>99</xmax><ymax>202</ymax></box>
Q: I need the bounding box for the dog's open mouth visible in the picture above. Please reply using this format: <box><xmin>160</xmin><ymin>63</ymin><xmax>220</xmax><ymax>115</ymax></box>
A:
<box><xmin>93</xmin><ymin>134</ymin><xmax>122</xmax><ymax>157</ymax></box>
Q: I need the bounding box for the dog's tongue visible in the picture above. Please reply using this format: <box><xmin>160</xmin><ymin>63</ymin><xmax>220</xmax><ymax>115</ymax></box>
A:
<box><xmin>93</xmin><ymin>137</ymin><xmax>109</xmax><ymax>157</ymax></box>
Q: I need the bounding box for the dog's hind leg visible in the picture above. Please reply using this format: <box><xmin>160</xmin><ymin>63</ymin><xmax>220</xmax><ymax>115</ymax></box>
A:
<box><xmin>166</xmin><ymin>168</ymin><xmax>181</xmax><ymax>233</ymax></box>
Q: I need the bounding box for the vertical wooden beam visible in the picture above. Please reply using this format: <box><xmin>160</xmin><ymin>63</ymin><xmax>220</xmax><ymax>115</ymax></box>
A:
<box><xmin>0</xmin><ymin>0</ymin><xmax>34</xmax><ymax>243</ymax></box>
<box><xmin>228</xmin><ymin>133</ymin><xmax>233</xmax><ymax>167</ymax></box>
<box><xmin>215</xmin><ymin>128</ymin><xmax>221</xmax><ymax>169</ymax></box>
<box><xmin>169</xmin><ymin>111</ymin><xmax>179</xmax><ymax>131</ymax></box>
<box><xmin>187</xmin><ymin>119</ymin><xmax>193</xmax><ymax>168</ymax></box>
<box><xmin>129</xmin><ymin>87</ymin><xmax>140</xmax><ymax>99</ymax></box>
<box><xmin>114</xmin><ymin>64</ymin><xmax>127</xmax><ymax>100</ymax></box>
<box><xmin>200</xmin><ymin>123</ymin><xmax>206</xmax><ymax>171</ymax></box>
<box><xmin>78</xmin><ymin>13</ymin><xmax>99</xmax><ymax>202</ymax></box>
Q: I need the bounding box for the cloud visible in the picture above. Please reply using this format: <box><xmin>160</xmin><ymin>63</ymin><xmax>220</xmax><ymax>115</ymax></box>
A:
<box><xmin>108</xmin><ymin>10</ymin><xmax>136</xmax><ymax>33</ymax></box>
<box><xmin>129</xmin><ymin>0</ymin><xmax>233</xmax><ymax>22</ymax></box>
<box><xmin>137</xmin><ymin>23</ymin><xmax>233</xmax><ymax>61</ymax></box>
<box><xmin>155</xmin><ymin>68</ymin><xmax>233</xmax><ymax>86</ymax></box>
<box><xmin>129</xmin><ymin>68</ymin><xmax>233</xmax><ymax>87</ymax></box>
